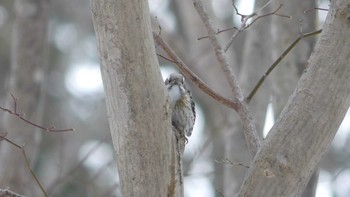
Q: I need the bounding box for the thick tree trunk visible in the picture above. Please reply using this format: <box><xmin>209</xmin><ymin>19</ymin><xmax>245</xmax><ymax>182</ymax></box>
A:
<box><xmin>239</xmin><ymin>0</ymin><xmax>350</xmax><ymax>196</ymax></box>
<box><xmin>91</xmin><ymin>0</ymin><xmax>178</xmax><ymax>196</ymax></box>
<box><xmin>0</xmin><ymin>0</ymin><xmax>49</xmax><ymax>196</ymax></box>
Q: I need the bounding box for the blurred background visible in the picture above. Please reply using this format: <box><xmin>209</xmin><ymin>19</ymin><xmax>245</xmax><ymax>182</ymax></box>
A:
<box><xmin>0</xmin><ymin>0</ymin><xmax>348</xmax><ymax>196</ymax></box>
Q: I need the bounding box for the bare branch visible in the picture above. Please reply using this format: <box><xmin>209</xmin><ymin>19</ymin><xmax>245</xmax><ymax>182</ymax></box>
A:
<box><xmin>246</xmin><ymin>29</ymin><xmax>322</xmax><ymax>102</ymax></box>
<box><xmin>0</xmin><ymin>188</ymin><xmax>25</xmax><ymax>197</ymax></box>
<box><xmin>215</xmin><ymin>158</ymin><xmax>249</xmax><ymax>169</ymax></box>
<box><xmin>154</xmin><ymin>16</ymin><xmax>162</xmax><ymax>35</ymax></box>
<box><xmin>192</xmin><ymin>0</ymin><xmax>260</xmax><ymax>157</ymax></box>
<box><xmin>192</xmin><ymin>0</ymin><xmax>241</xmax><ymax>100</ymax></box>
<box><xmin>304</xmin><ymin>7</ymin><xmax>329</xmax><ymax>13</ymax></box>
<box><xmin>197</xmin><ymin>27</ymin><xmax>237</xmax><ymax>40</ymax></box>
<box><xmin>157</xmin><ymin>53</ymin><xmax>178</xmax><ymax>64</ymax></box>
<box><xmin>153</xmin><ymin>32</ymin><xmax>239</xmax><ymax>111</ymax></box>
<box><xmin>0</xmin><ymin>95</ymin><xmax>74</xmax><ymax>132</ymax></box>
<box><xmin>21</xmin><ymin>148</ymin><xmax>48</xmax><ymax>197</ymax></box>
<box><xmin>247</xmin><ymin>4</ymin><xmax>290</xmax><ymax>29</ymax></box>
<box><xmin>224</xmin><ymin>2</ymin><xmax>290</xmax><ymax>52</ymax></box>
<box><xmin>0</xmin><ymin>134</ymin><xmax>48</xmax><ymax>197</ymax></box>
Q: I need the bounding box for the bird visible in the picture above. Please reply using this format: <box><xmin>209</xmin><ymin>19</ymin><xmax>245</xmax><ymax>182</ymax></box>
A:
<box><xmin>165</xmin><ymin>73</ymin><xmax>196</xmax><ymax>140</ymax></box>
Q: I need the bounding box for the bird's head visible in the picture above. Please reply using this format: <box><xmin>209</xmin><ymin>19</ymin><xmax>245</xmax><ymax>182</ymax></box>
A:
<box><xmin>165</xmin><ymin>73</ymin><xmax>184</xmax><ymax>87</ymax></box>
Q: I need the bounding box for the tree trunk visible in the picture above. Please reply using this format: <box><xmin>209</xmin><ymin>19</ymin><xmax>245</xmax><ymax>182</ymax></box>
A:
<box><xmin>0</xmin><ymin>0</ymin><xmax>49</xmax><ymax>196</ymax></box>
<box><xmin>239</xmin><ymin>0</ymin><xmax>350</xmax><ymax>195</ymax></box>
<box><xmin>91</xmin><ymin>0</ymin><xmax>179</xmax><ymax>196</ymax></box>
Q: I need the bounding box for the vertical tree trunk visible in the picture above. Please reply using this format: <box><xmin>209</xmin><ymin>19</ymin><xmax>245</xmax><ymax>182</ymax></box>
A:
<box><xmin>91</xmin><ymin>0</ymin><xmax>178</xmax><ymax>196</ymax></box>
<box><xmin>239</xmin><ymin>0</ymin><xmax>350</xmax><ymax>195</ymax></box>
<box><xmin>0</xmin><ymin>0</ymin><xmax>49</xmax><ymax>196</ymax></box>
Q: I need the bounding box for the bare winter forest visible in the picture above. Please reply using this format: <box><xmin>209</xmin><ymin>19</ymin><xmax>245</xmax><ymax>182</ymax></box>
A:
<box><xmin>1</xmin><ymin>0</ymin><xmax>350</xmax><ymax>196</ymax></box>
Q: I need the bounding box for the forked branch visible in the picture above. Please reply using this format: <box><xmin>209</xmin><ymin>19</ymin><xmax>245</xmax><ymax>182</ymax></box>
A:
<box><xmin>224</xmin><ymin>1</ymin><xmax>289</xmax><ymax>52</ymax></box>
<box><xmin>0</xmin><ymin>94</ymin><xmax>74</xmax><ymax>132</ymax></box>
<box><xmin>0</xmin><ymin>133</ymin><xmax>48</xmax><ymax>197</ymax></box>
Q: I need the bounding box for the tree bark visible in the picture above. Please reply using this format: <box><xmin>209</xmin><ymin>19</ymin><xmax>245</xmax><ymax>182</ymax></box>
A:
<box><xmin>0</xmin><ymin>0</ymin><xmax>49</xmax><ymax>196</ymax></box>
<box><xmin>91</xmin><ymin>0</ymin><xmax>178</xmax><ymax>196</ymax></box>
<box><xmin>239</xmin><ymin>0</ymin><xmax>350</xmax><ymax>196</ymax></box>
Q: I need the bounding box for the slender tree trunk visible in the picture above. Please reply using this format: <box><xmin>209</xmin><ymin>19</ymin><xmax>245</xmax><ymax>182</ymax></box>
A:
<box><xmin>239</xmin><ymin>0</ymin><xmax>350</xmax><ymax>195</ymax></box>
<box><xmin>91</xmin><ymin>0</ymin><xmax>180</xmax><ymax>196</ymax></box>
<box><xmin>224</xmin><ymin>0</ymin><xmax>273</xmax><ymax>194</ymax></box>
<box><xmin>0</xmin><ymin>0</ymin><xmax>49</xmax><ymax>196</ymax></box>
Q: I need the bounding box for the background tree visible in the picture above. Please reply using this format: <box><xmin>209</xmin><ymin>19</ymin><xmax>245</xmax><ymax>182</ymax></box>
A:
<box><xmin>0</xmin><ymin>0</ymin><xmax>49</xmax><ymax>196</ymax></box>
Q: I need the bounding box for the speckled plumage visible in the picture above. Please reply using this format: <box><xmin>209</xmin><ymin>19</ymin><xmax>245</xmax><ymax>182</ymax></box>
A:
<box><xmin>165</xmin><ymin>73</ymin><xmax>196</xmax><ymax>137</ymax></box>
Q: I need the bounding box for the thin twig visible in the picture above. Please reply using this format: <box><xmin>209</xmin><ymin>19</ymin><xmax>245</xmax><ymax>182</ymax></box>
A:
<box><xmin>21</xmin><ymin>148</ymin><xmax>48</xmax><ymax>197</ymax></box>
<box><xmin>154</xmin><ymin>16</ymin><xmax>162</xmax><ymax>35</ymax></box>
<box><xmin>0</xmin><ymin>94</ymin><xmax>74</xmax><ymax>132</ymax></box>
<box><xmin>224</xmin><ymin>3</ymin><xmax>288</xmax><ymax>52</ymax></box>
<box><xmin>157</xmin><ymin>54</ymin><xmax>177</xmax><ymax>64</ymax></box>
<box><xmin>304</xmin><ymin>7</ymin><xmax>329</xmax><ymax>13</ymax></box>
<box><xmin>215</xmin><ymin>158</ymin><xmax>249</xmax><ymax>168</ymax></box>
<box><xmin>0</xmin><ymin>134</ymin><xmax>48</xmax><ymax>197</ymax></box>
<box><xmin>153</xmin><ymin>32</ymin><xmax>239</xmax><ymax>111</ymax></box>
<box><xmin>0</xmin><ymin>188</ymin><xmax>25</xmax><ymax>197</ymax></box>
<box><xmin>192</xmin><ymin>0</ymin><xmax>260</xmax><ymax>157</ymax></box>
<box><xmin>247</xmin><ymin>4</ymin><xmax>290</xmax><ymax>30</ymax></box>
<box><xmin>197</xmin><ymin>27</ymin><xmax>237</xmax><ymax>40</ymax></box>
<box><xmin>246</xmin><ymin>29</ymin><xmax>322</xmax><ymax>102</ymax></box>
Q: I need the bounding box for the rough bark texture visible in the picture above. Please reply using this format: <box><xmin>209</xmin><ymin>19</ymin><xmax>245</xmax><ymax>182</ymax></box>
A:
<box><xmin>239</xmin><ymin>0</ymin><xmax>350</xmax><ymax>196</ymax></box>
<box><xmin>0</xmin><ymin>0</ymin><xmax>48</xmax><ymax>196</ymax></box>
<box><xmin>91</xmin><ymin>0</ymin><xmax>177</xmax><ymax>196</ymax></box>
